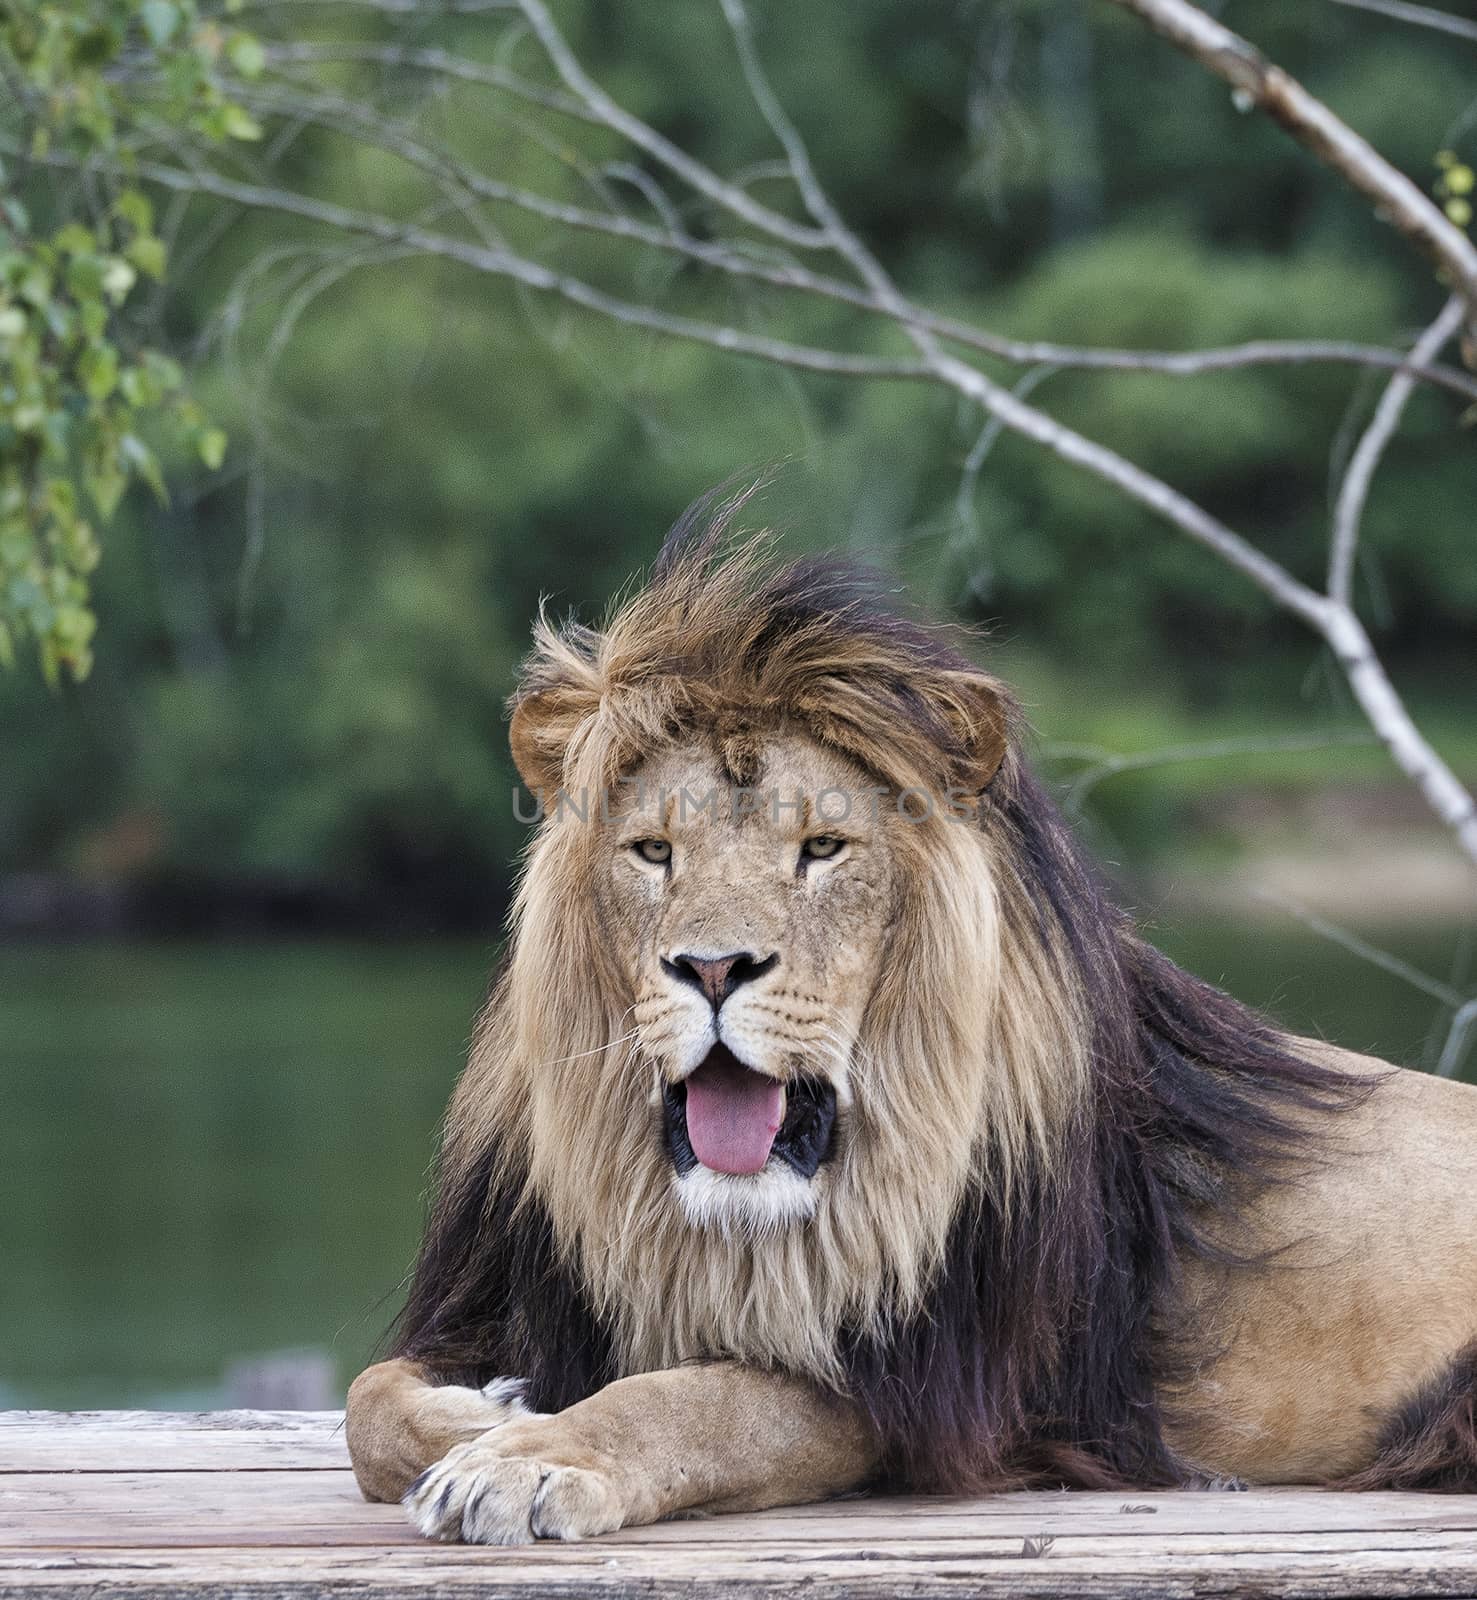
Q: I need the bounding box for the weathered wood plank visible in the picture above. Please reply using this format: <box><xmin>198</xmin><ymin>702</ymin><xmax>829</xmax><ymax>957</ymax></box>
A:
<box><xmin>8</xmin><ymin>1471</ymin><xmax>1477</xmax><ymax>1545</ymax></box>
<box><xmin>6</xmin><ymin>1413</ymin><xmax>1477</xmax><ymax>1598</ymax></box>
<box><xmin>11</xmin><ymin>1529</ymin><xmax>1477</xmax><ymax>1558</ymax></box>
<box><xmin>0</xmin><ymin>1412</ymin><xmax>345</xmax><ymax>1434</ymax></box>
<box><xmin>6</xmin><ymin>1544</ymin><xmax>1477</xmax><ymax>1600</ymax></box>
<box><xmin>0</xmin><ymin>1413</ymin><xmax>349</xmax><ymax>1473</ymax></box>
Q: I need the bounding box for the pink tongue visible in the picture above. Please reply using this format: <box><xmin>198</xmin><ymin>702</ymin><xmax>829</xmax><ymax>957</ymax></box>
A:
<box><xmin>684</xmin><ymin>1054</ymin><xmax>785</xmax><ymax>1175</ymax></box>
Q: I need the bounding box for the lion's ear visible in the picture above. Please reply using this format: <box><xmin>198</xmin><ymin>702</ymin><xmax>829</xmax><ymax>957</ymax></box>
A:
<box><xmin>509</xmin><ymin>684</ymin><xmax>595</xmax><ymax>800</ymax></box>
<box><xmin>935</xmin><ymin>672</ymin><xmax>1011</xmax><ymax>794</ymax></box>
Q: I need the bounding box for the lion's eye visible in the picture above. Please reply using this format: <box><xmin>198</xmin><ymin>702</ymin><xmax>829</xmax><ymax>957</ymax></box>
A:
<box><xmin>801</xmin><ymin>835</ymin><xmax>845</xmax><ymax>863</ymax></box>
<box><xmin>633</xmin><ymin>838</ymin><xmax>672</xmax><ymax>866</ymax></box>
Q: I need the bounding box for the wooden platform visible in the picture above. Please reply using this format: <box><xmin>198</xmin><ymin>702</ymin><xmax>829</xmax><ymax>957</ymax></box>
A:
<box><xmin>4</xmin><ymin>1411</ymin><xmax>1477</xmax><ymax>1598</ymax></box>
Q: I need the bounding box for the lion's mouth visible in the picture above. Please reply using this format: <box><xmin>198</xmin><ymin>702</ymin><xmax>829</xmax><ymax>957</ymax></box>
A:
<box><xmin>663</xmin><ymin>1044</ymin><xmax>838</xmax><ymax>1180</ymax></box>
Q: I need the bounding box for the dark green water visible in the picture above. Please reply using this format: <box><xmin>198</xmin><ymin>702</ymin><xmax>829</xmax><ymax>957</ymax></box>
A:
<box><xmin>1</xmin><ymin>928</ymin><xmax>1468</xmax><ymax>1408</ymax></box>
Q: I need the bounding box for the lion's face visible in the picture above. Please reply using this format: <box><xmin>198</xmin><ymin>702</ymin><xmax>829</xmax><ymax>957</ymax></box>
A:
<box><xmin>595</xmin><ymin>732</ymin><xmax>902</xmax><ymax>1230</ymax></box>
<box><xmin>465</xmin><ymin>537</ymin><xmax>1089</xmax><ymax>1376</ymax></box>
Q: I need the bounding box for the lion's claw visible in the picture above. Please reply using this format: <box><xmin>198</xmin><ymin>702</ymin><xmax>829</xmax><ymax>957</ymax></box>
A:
<box><xmin>403</xmin><ymin>1431</ymin><xmax>627</xmax><ymax>1545</ymax></box>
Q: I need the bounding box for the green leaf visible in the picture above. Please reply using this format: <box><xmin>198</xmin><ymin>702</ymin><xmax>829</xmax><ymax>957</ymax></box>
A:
<box><xmin>126</xmin><ymin>235</ymin><xmax>167</xmax><ymax>281</ymax></box>
<box><xmin>228</xmin><ymin>33</ymin><xmax>267</xmax><ymax>79</ymax></box>
<box><xmin>198</xmin><ymin>427</ymin><xmax>228</xmax><ymax>471</ymax></box>
<box><xmin>54</xmin><ymin>604</ymin><xmax>96</xmax><ymax>647</ymax></box>
<box><xmin>115</xmin><ymin>190</ymin><xmax>155</xmax><ymax>235</ymax></box>
<box><xmin>220</xmin><ymin>104</ymin><xmax>263</xmax><ymax>142</ymax></box>
<box><xmin>18</xmin><ymin>264</ymin><xmax>52</xmax><ymax>307</ymax></box>
<box><xmin>100</xmin><ymin>256</ymin><xmax>138</xmax><ymax>304</ymax></box>
<box><xmin>65</xmin><ymin>253</ymin><xmax>106</xmax><ymax>300</ymax></box>
<box><xmin>78</xmin><ymin>344</ymin><xmax>120</xmax><ymax>402</ymax></box>
<box><xmin>53</xmin><ymin>222</ymin><xmax>97</xmax><ymax>256</ymax></box>
<box><xmin>121</xmin><ymin>434</ymin><xmax>168</xmax><ymax>503</ymax></box>
<box><xmin>46</xmin><ymin>479</ymin><xmax>77</xmax><ymax>520</ymax></box>
<box><xmin>86</xmin><ymin>459</ymin><xmax>127</xmax><ymax>520</ymax></box>
<box><xmin>140</xmin><ymin>1</ymin><xmax>181</xmax><ymax>48</ymax></box>
<box><xmin>143</xmin><ymin>352</ymin><xmax>185</xmax><ymax>391</ymax></box>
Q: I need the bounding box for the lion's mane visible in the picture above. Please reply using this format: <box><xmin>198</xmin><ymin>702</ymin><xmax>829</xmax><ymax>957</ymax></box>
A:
<box><xmin>391</xmin><ymin>495</ymin><xmax>1359</xmax><ymax>1491</ymax></box>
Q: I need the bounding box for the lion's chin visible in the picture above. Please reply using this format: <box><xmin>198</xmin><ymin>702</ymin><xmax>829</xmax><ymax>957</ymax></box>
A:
<box><xmin>669</xmin><ymin>1162</ymin><xmax>821</xmax><ymax>1236</ymax></box>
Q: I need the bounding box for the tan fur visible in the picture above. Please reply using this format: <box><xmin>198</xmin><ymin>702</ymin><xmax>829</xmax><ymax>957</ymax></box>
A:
<box><xmin>348</xmin><ymin>535</ymin><xmax>1477</xmax><ymax>1540</ymax></box>
<box><xmin>401</xmin><ymin>1364</ymin><xmax>879</xmax><ymax>1542</ymax></box>
<box><xmin>1168</xmin><ymin>1042</ymin><xmax>1477</xmax><ymax>1481</ymax></box>
<box><xmin>346</xmin><ymin>1360</ymin><xmax>534</xmax><ymax>1505</ymax></box>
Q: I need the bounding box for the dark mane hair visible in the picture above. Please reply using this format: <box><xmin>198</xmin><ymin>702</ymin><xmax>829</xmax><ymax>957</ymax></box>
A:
<box><xmin>390</xmin><ymin>500</ymin><xmax>1366</xmax><ymax>1489</ymax></box>
<box><xmin>841</xmin><ymin>758</ymin><xmax>1364</xmax><ymax>1490</ymax></box>
<box><xmin>391</xmin><ymin>1114</ymin><xmax>618</xmax><ymax>1402</ymax></box>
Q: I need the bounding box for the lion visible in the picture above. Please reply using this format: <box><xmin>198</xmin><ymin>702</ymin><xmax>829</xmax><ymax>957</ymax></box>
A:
<box><xmin>346</xmin><ymin>502</ymin><xmax>1477</xmax><ymax>1544</ymax></box>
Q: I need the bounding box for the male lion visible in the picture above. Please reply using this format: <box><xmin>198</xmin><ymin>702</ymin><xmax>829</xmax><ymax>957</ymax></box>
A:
<box><xmin>347</xmin><ymin>509</ymin><xmax>1477</xmax><ymax>1544</ymax></box>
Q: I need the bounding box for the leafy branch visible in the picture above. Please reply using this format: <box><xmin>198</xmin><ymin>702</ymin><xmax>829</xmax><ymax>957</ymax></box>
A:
<box><xmin>0</xmin><ymin>0</ymin><xmax>255</xmax><ymax>679</ymax></box>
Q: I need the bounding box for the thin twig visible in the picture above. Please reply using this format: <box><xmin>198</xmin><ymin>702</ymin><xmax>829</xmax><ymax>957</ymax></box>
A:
<box><xmin>1438</xmin><ymin>999</ymin><xmax>1477</xmax><ymax>1079</ymax></box>
<box><xmin>1321</xmin><ymin>604</ymin><xmax>1477</xmax><ymax>864</ymax></box>
<box><xmin>236</xmin><ymin>0</ymin><xmax>516</xmax><ymax>11</ymax></box>
<box><xmin>220</xmin><ymin>49</ymin><xmax>1477</xmax><ymax>406</ymax></box>
<box><xmin>1103</xmin><ymin>0</ymin><xmax>1477</xmax><ymax>319</ymax></box>
<box><xmin>1329</xmin><ymin>295</ymin><xmax>1465</xmax><ymax>605</ymax></box>
<box><xmin>14</xmin><ymin>147</ymin><xmax>931</xmax><ymax>383</ymax></box>
<box><xmin>954</xmin><ymin>364</ymin><xmax>1060</xmax><ymax>570</ymax></box>
<box><xmin>1326</xmin><ymin>0</ymin><xmax>1477</xmax><ymax>45</ymax></box>
<box><xmin>717</xmin><ymin>0</ymin><xmax>1334</xmax><ymax>630</ymax></box>
<box><xmin>262</xmin><ymin>42</ymin><xmax>600</xmax><ymax>124</ymax></box>
<box><xmin>1255</xmin><ymin>888</ymin><xmax>1468</xmax><ymax>1009</ymax></box>
<box><xmin>515</xmin><ymin>0</ymin><xmax>830</xmax><ymax>251</ymax></box>
<box><xmin>1047</xmin><ymin>730</ymin><xmax>1380</xmax><ymax>815</ymax></box>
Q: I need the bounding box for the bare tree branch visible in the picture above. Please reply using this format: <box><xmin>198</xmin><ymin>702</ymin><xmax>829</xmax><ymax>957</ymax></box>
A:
<box><xmin>995</xmin><ymin>338</ymin><xmax>1477</xmax><ymax>402</ymax></box>
<box><xmin>261</xmin><ymin>42</ymin><xmax>599</xmax><ymax>124</ymax></box>
<box><xmin>1103</xmin><ymin>0</ymin><xmax>1477</xmax><ymax>325</ymax></box>
<box><xmin>12</xmin><ymin>145</ymin><xmax>931</xmax><ymax>384</ymax></box>
<box><xmin>710</xmin><ymin>0</ymin><xmax>1333</xmax><ymax>626</ymax></box>
<box><xmin>714</xmin><ymin>0</ymin><xmax>1477</xmax><ymax>871</ymax></box>
<box><xmin>515</xmin><ymin>0</ymin><xmax>831</xmax><ymax>251</ymax></box>
<box><xmin>1255</xmin><ymin>890</ymin><xmax>1476</xmax><ymax>1079</ymax></box>
<box><xmin>1255</xmin><ymin>888</ymin><xmax>1468</xmax><ymax>1008</ymax></box>
<box><xmin>243</xmin><ymin>49</ymin><xmax>1477</xmax><ymax>404</ymax></box>
<box><xmin>1329</xmin><ymin>294</ymin><xmax>1466</xmax><ymax>605</ymax></box>
<box><xmin>1327</xmin><ymin>0</ymin><xmax>1477</xmax><ymax>46</ymax></box>
<box><xmin>1439</xmin><ymin>999</ymin><xmax>1477</xmax><ymax>1079</ymax></box>
<box><xmin>236</xmin><ymin>0</ymin><xmax>517</xmax><ymax>12</ymax></box>
<box><xmin>1323</xmin><ymin>605</ymin><xmax>1477</xmax><ymax>863</ymax></box>
<box><xmin>1047</xmin><ymin>730</ymin><xmax>1379</xmax><ymax>816</ymax></box>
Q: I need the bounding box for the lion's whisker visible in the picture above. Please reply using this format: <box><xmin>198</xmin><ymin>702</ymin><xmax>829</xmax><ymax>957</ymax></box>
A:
<box><xmin>535</xmin><ymin>1028</ymin><xmax>641</xmax><ymax>1070</ymax></box>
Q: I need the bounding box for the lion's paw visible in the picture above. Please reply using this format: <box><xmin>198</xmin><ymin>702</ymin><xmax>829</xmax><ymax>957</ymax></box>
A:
<box><xmin>403</xmin><ymin>1426</ymin><xmax>627</xmax><ymax>1545</ymax></box>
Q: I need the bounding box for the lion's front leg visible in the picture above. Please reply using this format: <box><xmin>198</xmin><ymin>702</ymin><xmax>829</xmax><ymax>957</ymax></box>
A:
<box><xmin>346</xmin><ymin>1358</ymin><xmax>542</xmax><ymax>1503</ymax></box>
<box><xmin>402</xmin><ymin>1363</ymin><xmax>879</xmax><ymax>1545</ymax></box>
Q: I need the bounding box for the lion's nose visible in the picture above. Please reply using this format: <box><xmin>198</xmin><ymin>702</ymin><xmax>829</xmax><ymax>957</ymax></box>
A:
<box><xmin>663</xmin><ymin>950</ymin><xmax>778</xmax><ymax>1010</ymax></box>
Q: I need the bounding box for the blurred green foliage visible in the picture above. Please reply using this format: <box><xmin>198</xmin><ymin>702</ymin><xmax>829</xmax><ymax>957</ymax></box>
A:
<box><xmin>0</xmin><ymin>0</ymin><xmax>1472</xmax><ymax>906</ymax></box>
<box><xmin>0</xmin><ymin>0</ymin><xmax>259</xmax><ymax>680</ymax></box>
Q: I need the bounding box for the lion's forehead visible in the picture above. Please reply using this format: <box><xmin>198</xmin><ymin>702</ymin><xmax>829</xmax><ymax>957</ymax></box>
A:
<box><xmin>615</xmin><ymin>732</ymin><xmax>883</xmax><ymax>837</ymax></box>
